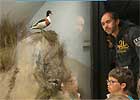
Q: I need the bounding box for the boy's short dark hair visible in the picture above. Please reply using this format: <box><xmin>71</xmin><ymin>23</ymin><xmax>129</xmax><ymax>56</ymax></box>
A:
<box><xmin>108</xmin><ymin>67</ymin><xmax>134</xmax><ymax>91</ymax></box>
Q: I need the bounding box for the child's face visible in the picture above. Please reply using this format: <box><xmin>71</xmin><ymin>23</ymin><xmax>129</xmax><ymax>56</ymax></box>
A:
<box><xmin>107</xmin><ymin>76</ymin><xmax>121</xmax><ymax>94</ymax></box>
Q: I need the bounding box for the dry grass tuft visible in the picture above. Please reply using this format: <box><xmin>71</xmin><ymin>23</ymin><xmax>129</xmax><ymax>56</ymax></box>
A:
<box><xmin>0</xmin><ymin>15</ymin><xmax>27</xmax><ymax>72</ymax></box>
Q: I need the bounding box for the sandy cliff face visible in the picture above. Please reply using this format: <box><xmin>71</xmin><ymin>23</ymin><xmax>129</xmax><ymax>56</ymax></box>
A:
<box><xmin>0</xmin><ymin>31</ymin><xmax>71</xmax><ymax>100</ymax></box>
<box><xmin>0</xmin><ymin>31</ymin><xmax>90</xmax><ymax>100</ymax></box>
<box><xmin>0</xmin><ymin>17</ymin><xmax>91</xmax><ymax>99</ymax></box>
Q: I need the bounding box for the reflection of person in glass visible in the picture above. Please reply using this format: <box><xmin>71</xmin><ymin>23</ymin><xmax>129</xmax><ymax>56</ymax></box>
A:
<box><xmin>61</xmin><ymin>75</ymin><xmax>81</xmax><ymax>100</ymax></box>
<box><xmin>101</xmin><ymin>11</ymin><xmax>140</xmax><ymax>98</ymax></box>
<box><xmin>76</xmin><ymin>16</ymin><xmax>85</xmax><ymax>33</ymax></box>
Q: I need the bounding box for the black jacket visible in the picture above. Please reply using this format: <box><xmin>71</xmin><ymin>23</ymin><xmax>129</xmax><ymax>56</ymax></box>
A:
<box><xmin>108</xmin><ymin>20</ymin><xmax>140</xmax><ymax>77</ymax></box>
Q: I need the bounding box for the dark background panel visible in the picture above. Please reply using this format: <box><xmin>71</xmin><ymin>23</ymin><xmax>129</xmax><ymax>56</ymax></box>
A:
<box><xmin>104</xmin><ymin>0</ymin><xmax>140</xmax><ymax>25</ymax></box>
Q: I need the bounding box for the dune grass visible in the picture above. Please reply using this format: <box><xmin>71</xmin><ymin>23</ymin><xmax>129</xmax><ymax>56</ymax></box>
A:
<box><xmin>0</xmin><ymin>16</ymin><xmax>27</xmax><ymax>72</ymax></box>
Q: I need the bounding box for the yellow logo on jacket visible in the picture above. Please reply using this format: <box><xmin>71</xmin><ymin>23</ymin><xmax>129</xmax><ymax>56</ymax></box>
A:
<box><xmin>117</xmin><ymin>40</ymin><xmax>129</xmax><ymax>53</ymax></box>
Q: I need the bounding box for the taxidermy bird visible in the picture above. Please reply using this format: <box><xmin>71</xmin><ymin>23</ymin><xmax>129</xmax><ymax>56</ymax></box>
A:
<box><xmin>31</xmin><ymin>10</ymin><xmax>52</xmax><ymax>32</ymax></box>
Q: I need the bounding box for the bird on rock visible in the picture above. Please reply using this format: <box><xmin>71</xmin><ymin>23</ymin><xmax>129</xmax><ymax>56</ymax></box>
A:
<box><xmin>31</xmin><ymin>10</ymin><xmax>52</xmax><ymax>32</ymax></box>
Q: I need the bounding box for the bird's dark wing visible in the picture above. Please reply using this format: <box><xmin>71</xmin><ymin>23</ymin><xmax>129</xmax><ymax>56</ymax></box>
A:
<box><xmin>33</xmin><ymin>19</ymin><xmax>45</xmax><ymax>26</ymax></box>
<box><xmin>46</xmin><ymin>23</ymin><xmax>50</xmax><ymax>26</ymax></box>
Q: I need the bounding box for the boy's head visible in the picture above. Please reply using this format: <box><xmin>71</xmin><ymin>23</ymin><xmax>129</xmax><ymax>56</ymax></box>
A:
<box><xmin>107</xmin><ymin>67</ymin><xmax>134</xmax><ymax>94</ymax></box>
